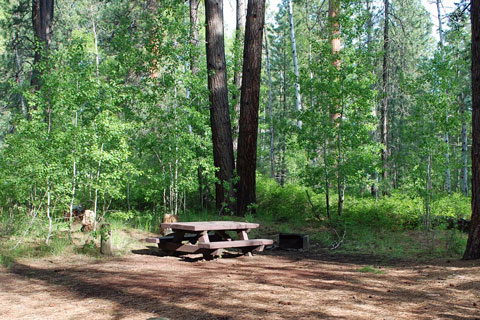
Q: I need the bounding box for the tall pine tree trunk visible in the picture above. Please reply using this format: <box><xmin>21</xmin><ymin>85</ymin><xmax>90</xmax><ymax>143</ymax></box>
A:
<box><xmin>205</xmin><ymin>0</ymin><xmax>235</xmax><ymax>213</ymax></box>
<box><xmin>464</xmin><ymin>0</ymin><xmax>480</xmax><ymax>260</ymax></box>
<box><xmin>236</xmin><ymin>0</ymin><xmax>266</xmax><ymax>216</ymax></box>
<box><xmin>31</xmin><ymin>0</ymin><xmax>54</xmax><ymax>91</ymax></box>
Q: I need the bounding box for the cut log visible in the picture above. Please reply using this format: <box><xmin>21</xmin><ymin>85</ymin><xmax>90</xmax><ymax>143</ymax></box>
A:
<box><xmin>100</xmin><ymin>224</ymin><xmax>113</xmax><ymax>255</ymax></box>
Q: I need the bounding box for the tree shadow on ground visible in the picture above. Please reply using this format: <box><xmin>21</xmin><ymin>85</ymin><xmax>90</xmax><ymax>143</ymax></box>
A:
<box><xmin>7</xmin><ymin>262</ymin><xmax>229</xmax><ymax>320</ymax></box>
<box><xmin>261</xmin><ymin>246</ymin><xmax>475</xmax><ymax>269</ymax></box>
<box><xmin>132</xmin><ymin>247</ymin><xmax>250</xmax><ymax>262</ymax></box>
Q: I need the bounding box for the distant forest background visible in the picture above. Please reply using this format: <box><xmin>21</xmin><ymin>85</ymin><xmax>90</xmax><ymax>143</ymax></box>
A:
<box><xmin>0</xmin><ymin>0</ymin><xmax>478</xmax><ymax>257</ymax></box>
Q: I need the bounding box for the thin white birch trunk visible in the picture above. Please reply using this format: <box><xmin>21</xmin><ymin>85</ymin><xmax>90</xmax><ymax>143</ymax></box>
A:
<box><xmin>68</xmin><ymin>111</ymin><xmax>78</xmax><ymax>240</ymax></box>
<box><xmin>424</xmin><ymin>154</ymin><xmax>432</xmax><ymax>231</ymax></box>
<box><xmin>90</xmin><ymin>4</ymin><xmax>100</xmax><ymax>79</ymax></box>
<box><xmin>287</xmin><ymin>0</ymin><xmax>302</xmax><ymax>127</ymax></box>
<box><xmin>461</xmin><ymin>93</ymin><xmax>469</xmax><ymax>195</ymax></box>
<box><xmin>436</xmin><ymin>0</ymin><xmax>451</xmax><ymax>193</ymax></box>
<box><xmin>94</xmin><ymin>142</ymin><xmax>104</xmax><ymax>231</ymax></box>
<box><xmin>46</xmin><ymin>181</ymin><xmax>52</xmax><ymax>244</ymax></box>
<box><xmin>264</xmin><ymin>30</ymin><xmax>275</xmax><ymax>178</ymax></box>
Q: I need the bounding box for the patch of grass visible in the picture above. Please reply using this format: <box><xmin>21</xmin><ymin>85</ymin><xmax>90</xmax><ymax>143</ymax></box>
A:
<box><xmin>0</xmin><ymin>253</ymin><xmax>15</xmax><ymax>268</ymax></box>
<box><xmin>357</xmin><ymin>265</ymin><xmax>384</xmax><ymax>274</ymax></box>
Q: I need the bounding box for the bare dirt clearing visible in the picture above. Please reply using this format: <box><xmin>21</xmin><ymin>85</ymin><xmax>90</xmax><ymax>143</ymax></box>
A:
<box><xmin>1</xmin><ymin>234</ymin><xmax>479</xmax><ymax>320</ymax></box>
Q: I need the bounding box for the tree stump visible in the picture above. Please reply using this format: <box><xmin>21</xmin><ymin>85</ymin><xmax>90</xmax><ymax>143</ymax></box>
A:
<box><xmin>100</xmin><ymin>223</ymin><xmax>113</xmax><ymax>255</ymax></box>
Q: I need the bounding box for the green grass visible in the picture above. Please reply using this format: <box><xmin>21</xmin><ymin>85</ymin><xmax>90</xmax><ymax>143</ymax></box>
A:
<box><xmin>0</xmin><ymin>253</ymin><xmax>15</xmax><ymax>268</ymax></box>
<box><xmin>357</xmin><ymin>265</ymin><xmax>384</xmax><ymax>274</ymax></box>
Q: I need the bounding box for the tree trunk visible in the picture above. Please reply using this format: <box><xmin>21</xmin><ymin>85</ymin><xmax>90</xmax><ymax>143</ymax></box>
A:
<box><xmin>205</xmin><ymin>0</ymin><xmax>235</xmax><ymax>213</ymax></box>
<box><xmin>424</xmin><ymin>154</ymin><xmax>432</xmax><ymax>231</ymax></box>
<box><xmin>323</xmin><ymin>140</ymin><xmax>331</xmax><ymax>219</ymax></box>
<box><xmin>436</xmin><ymin>0</ymin><xmax>451</xmax><ymax>193</ymax></box>
<box><xmin>329</xmin><ymin>0</ymin><xmax>341</xmax><ymax>123</ymax></box>
<box><xmin>190</xmin><ymin>0</ymin><xmax>200</xmax><ymax>75</ymax></box>
<box><xmin>236</xmin><ymin>0</ymin><xmax>266</xmax><ymax>216</ymax></box>
<box><xmin>287</xmin><ymin>0</ymin><xmax>301</xmax><ymax>127</ymax></box>
<box><xmin>464</xmin><ymin>0</ymin><xmax>480</xmax><ymax>260</ymax></box>
<box><xmin>381</xmin><ymin>0</ymin><xmax>389</xmax><ymax>196</ymax></box>
<box><xmin>232</xmin><ymin>0</ymin><xmax>247</xmax><ymax>153</ymax></box>
<box><xmin>461</xmin><ymin>93</ymin><xmax>469</xmax><ymax>196</ymax></box>
<box><xmin>68</xmin><ymin>111</ymin><xmax>78</xmax><ymax>240</ymax></box>
<box><xmin>279</xmin><ymin>41</ymin><xmax>287</xmax><ymax>187</ymax></box>
<box><xmin>93</xmin><ymin>143</ymin><xmax>104</xmax><ymax>231</ymax></box>
<box><xmin>264</xmin><ymin>30</ymin><xmax>275</xmax><ymax>179</ymax></box>
<box><xmin>31</xmin><ymin>0</ymin><xmax>54</xmax><ymax>91</ymax></box>
<box><xmin>14</xmin><ymin>32</ymin><xmax>26</xmax><ymax>117</ymax></box>
<box><xmin>46</xmin><ymin>181</ymin><xmax>52</xmax><ymax>244</ymax></box>
<box><xmin>189</xmin><ymin>0</ymin><xmax>206</xmax><ymax>209</ymax></box>
<box><xmin>90</xmin><ymin>4</ymin><xmax>100</xmax><ymax>79</ymax></box>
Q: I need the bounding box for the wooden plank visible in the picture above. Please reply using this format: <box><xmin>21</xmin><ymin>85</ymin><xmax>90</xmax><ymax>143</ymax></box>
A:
<box><xmin>158</xmin><ymin>241</ymin><xmax>206</xmax><ymax>254</ymax></box>
<box><xmin>198</xmin><ymin>239</ymin><xmax>273</xmax><ymax>249</ymax></box>
<box><xmin>161</xmin><ymin>221</ymin><xmax>260</xmax><ymax>232</ymax></box>
<box><xmin>145</xmin><ymin>233</ymin><xmax>200</xmax><ymax>244</ymax></box>
<box><xmin>146</xmin><ymin>237</ymin><xmax>161</xmax><ymax>244</ymax></box>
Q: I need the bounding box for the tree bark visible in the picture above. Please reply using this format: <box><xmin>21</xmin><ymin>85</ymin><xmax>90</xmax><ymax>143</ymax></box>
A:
<box><xmin>381</xmin><ymin>0</ymin><xmax>389</xmax><ymax>196</ymax></box>
<box><xmin>205</xmin><ymin>0</ymin><xmax>235</xmax><ymax>213</ymax></box>
<box><xmin>236</xmin><ymin>0</ymin><xmax>266</xmax><ymax>216</ymax></box>
<box><xmin>464</xmin><ymin>0</ymin><xmax>480</xmax><ymax>260</ymax></box>
<box><xmin>31</xmin><ymin>0</ymin><xmax>54</xmax><ymax>90</ymax></box>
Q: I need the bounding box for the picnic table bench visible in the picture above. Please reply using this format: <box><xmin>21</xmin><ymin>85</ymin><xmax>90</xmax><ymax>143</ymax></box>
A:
<box><xmin>146</xmin><ymin>221</ymin><xmax>273</xmax><ymax>258</ymax></box>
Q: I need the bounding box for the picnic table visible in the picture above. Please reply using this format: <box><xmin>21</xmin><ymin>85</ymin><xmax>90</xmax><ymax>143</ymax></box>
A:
<box><xmin>146</xmin><ymin>221</ymin><xmax>273</xmax><ymax>258</ymax></box>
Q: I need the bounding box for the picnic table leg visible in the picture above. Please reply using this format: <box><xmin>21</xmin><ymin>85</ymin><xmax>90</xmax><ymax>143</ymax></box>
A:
<box><xmin>203</xmin><ymin>248</ymin><xmax>223</xmax><ymax>260</ymax></box>
<box><xmin>161</xmin><ymin>230</ymin><xmax>186</xmax><ymax>256</ymax></box>
<box><xmin>198</xmin><ymin>230</ymin><xmax>209</xmax><ymax>243</ymax></box>
<box><xmin>237</xmin><ymin>229</ymin><xmax>252</xmax><ymax>257</ymax></box>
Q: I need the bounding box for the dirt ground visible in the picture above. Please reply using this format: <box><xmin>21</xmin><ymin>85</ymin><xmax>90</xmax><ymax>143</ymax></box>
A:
<box><xmin>1</xmin><ymin>232</ymin><xmax>480</xmax><ymax>320</ymax></box>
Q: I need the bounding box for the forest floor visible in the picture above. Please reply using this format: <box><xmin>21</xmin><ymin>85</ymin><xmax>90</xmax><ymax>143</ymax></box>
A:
<box><xmin>1</xmin><ymin>228</ymin><xmax>479</xmax><ymax>320</ymax></box>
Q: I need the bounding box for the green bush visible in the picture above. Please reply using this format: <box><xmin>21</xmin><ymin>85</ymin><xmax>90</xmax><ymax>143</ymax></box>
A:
<box><xmin>432</xmin><ymin>192</ymin><xmax>470</xmax><ymax>219</ymax></box>
<box><xmin>256</xmin><ymin>175</ymin><xmax>311</xmax><ymax>223</ymax></box>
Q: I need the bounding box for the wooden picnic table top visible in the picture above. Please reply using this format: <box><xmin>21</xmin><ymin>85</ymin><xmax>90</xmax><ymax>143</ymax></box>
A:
<box><xmin>160</xmin><ymin>221</ymin><xmax>260</xmax><ymax>232</ymax></box>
